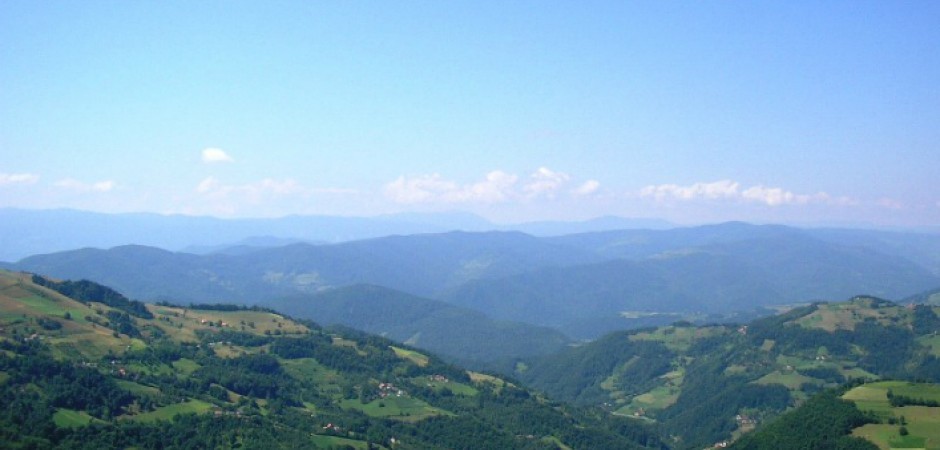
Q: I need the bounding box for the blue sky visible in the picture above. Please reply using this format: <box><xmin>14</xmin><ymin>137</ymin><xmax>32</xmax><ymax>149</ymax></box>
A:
<box><xmin>1</xmin><ymin>1</ymin><xmax>938</xmax><ymax>228</ymax></box>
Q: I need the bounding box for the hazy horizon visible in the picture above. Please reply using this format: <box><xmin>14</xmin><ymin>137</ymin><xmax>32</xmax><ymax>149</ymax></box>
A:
<box><xmin>2</xmin><ymin>2</ymin><xmax>938</xmax><ymax>228</ymax></box>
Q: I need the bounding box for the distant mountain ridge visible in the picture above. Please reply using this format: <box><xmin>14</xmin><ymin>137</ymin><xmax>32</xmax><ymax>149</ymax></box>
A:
<box><xmin>0</xmin><ymin>207</ymin><xmax>674</xmax><ymax>262</ymax></box>
<box><xmin>265</xmin><ymin>284</ymin><xmax>572</xmax><ymax>367</ymax></box>
<box><xmin>9</xmin><ymin>221</ymin><xmax>940</xmax><ymax>346</ymax></box>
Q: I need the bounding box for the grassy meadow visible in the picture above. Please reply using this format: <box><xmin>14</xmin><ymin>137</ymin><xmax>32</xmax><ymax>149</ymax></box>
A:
<box><xmin>844</xmin><ymin>381</ymin><xmax>940</xmax><ymax>450</ymax></box>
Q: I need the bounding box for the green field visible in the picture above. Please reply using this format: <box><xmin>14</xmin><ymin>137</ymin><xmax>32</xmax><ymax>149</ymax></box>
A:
<box><xmin>53</xmin><ymin>409</ymin><xmax>103</xmax><ymax>428</ymax></box>
<box><xmin>918</xmin><ymin>335</ymin><xmax>940</xmax><ymax>357</ymax></box>
<box><xmin>844</xmin><ymin>382</ymin><xmax>940</xmax><ymax>450</ymax></box>
<box><xmin>413</xmin><ymin>376</ymin><xmax>479</xmax><ymax>396</ymax></box>
<box><xmin>629</xmin><ymin>325</ymin><xmax>728</xmax><ymax>352</ymax></box>
<box><xmin>308</xmin><ymin>435</ymin><xmax>370</xmax><ymax>449</ymax></box>
<box><xmin>391</xmin><ymin>346</ymin><xmax>429</xmax><ymax>367</ymax></box>
<box><xmin>126</xmin><ymin>400</ymin><xmax>214</xmax><ymax>423</ymax></box>
<box><xmin>116</xmin><ymin>379</ymin><xmax>161</xmax><ymax>396</ymax></box>
<box><xmin>794</xmin><ymin>301</ymin><xmax>908</xmax><ymax>332</ymax></box>
<box><xmin>171</xmin><ymin>358</ymin><xmax>201</xmax><ymax>377</ymax></box>
<box><xmin>281</xmin><ymin>358</ymin><xmax>344</xmax><ymax>398</ymax></box>
<box><xmin>753</xmin><ymin>370</ymin><xmax>818</xmax><ymax>390</ymax></box>
<box><xmin>614</xmin><ymin>384</ymin><xmax>680</xmax><ymax>418</ymax></box>
<box><xmin>340</xmin><ymin>396</ymin><xmax>451</xmax><ymax>421</ymax></box>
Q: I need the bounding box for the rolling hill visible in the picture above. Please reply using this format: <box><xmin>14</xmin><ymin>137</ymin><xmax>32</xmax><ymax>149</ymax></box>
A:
<box><xmin>0</xmin><ymin>269</ymin><xmax>664</xmax><ymax>449</ymax></box>
<box><xmin>12</xmin><ymin>231</ymin><xmax>601</xmax><ymax>302</ymax></box>
<box><xmin>518</xmin><ymin>297</ymin><xmax>940</xmax><ymax>448</ymax></box>
<box><xmin>263</xmin><ymin>284</ymin><xmax>573</xmax><ymax>367</ymax></box>
<box><xmin>448</xmin><ymin>232</ymin><xmax>939</xmax><ymax>338</ymax></box>
<box><xmin>9</xmin><ymin>222</ymin><xmax>940</xmax><ymax>346</ymax></box>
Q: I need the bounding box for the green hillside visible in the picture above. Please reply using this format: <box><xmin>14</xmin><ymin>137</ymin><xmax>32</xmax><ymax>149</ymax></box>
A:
<box><xmin>520</xmin><ymin>297</ymin><xmax>940</xmax><ymax>449</ymax></box>
<box><xmin>0</xmin><ymin>270</ymin><xmax>663</xmax><ymax>449</ymax></box>
<box><xmin>731</xmin><ymin>380</ymin><xmax>940</xmax><ymax>450</ymax></box>
<box><xmin>267</xmin><ymin>284</ymin><xmax>572</xmax><ymax>368</ymax></box>
<box><xmin>12</xmin><ymin>223</ymin><xmax>940</xmax><ymax>345</ymax></box>
<box><xmin>843</xmin><ymin>381</ymin><xmax>940</xmax><ymax>450</ymax></box>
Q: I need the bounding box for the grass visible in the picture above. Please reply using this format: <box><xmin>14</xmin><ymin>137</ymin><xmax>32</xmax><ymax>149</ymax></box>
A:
<box><xmin>794</xmin><ymin>301</ymin><xmax>908</xmax><ymax>332</ymax></box>
<box><xmin>469</xmin><ymin>371</ymin><xmax>509</xmax><ymax>391</ymax></box>
<box><xmin>391</xmin><ymin>346</ymin><xmax>429</xmax><ymax>367</ymax></box>
<box><xmin>308</xmin><ymin>435</ymin><xmax>370</xmax><ymax>449</ymax></box>
<box><xmin>126</xmin><ymin>361</ymin><xmax>175</xmax><ymax>377</ymax></box>
<box><xmin>340</xmin><ymin>396</ymin><xmax>451</xmax><ymax>421</ymax></box>
<box><xmin>629</xmin><ymin>325</ymin><xmax>727</xmax><ymax>352</ymax></box>
<box><xmin>412</xmin><ymin>376</ymin><xmax>479</xmax><ymax>397</ymax></box>
<box><xmin>116</xmin><ymin>379</ymin><xmax>161</xmax><ymax>396</ymax></box>
<box><xmin>886</xmin><ymin>381</ymin><xmax>940</xmax><ymax>403</ymax></box>
<box><xmin>845</xmin><ymin>382</ymin><xmax>940</xmax><ymax>450</ymax></box>
<box><xmin>753</xmin><ymin>370</ymin><xmax>818</xmax><ymax>390</ymax></box>
<box><xmin>171</xmin><ymin>358</ymin><xmax>201</xmax><ymax>377</ymax></box>
<box><xmin>540</xmin><ymin>436</ymin><xmax>573</xmax><ymax>450</ymax></box>
<box><xmin>281</xmin><ymin>358</ymin><xmax>343</xmax><ymax>398</ymax></box>
<box><xmin>760</xmin><ymin>339</ymin><xmax>776</xmax><ymax>351</ymax></box>
<box><xmin>917</xmin><ymin>334</ymin><xmax>940</xmax><ymax>357</ymax></box>
<box><xmin>53</xmin><ymin>409</ymin><xmax>103</xmax><ymax>428</ymax></box>
<box><xmin>126</xmin><ymin>399</ymin><xmax>214</xmax><ymax>423</ymax></box>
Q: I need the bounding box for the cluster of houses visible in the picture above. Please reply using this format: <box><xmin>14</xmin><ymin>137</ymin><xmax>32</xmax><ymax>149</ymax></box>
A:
<box><xmin>378</xmin><ymin>382</ymin><xmax>405</xmax><ymax>398</ymax></box>
<box><xmin>735</xmin><ymin>414</ymin><xmax>757</xmax><ymax>426</ymax></box>
<box><xmin>199</xmin><ymin>318</ymin><xmax>229</xmax><ymax>327</ymax></box>
<box><xmin>426</xmin><ymin>374</ymin><xmax>449</xmax><ymax>386</ymax></box>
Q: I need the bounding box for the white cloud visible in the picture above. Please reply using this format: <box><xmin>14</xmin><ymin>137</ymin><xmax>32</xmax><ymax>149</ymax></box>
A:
<box><xmin>640</xmin><ymin>180</ymin><xmax>843</xmax><ymax>206</ymax></box>
<box><xmin>523</xmin><ymin>167</ymin><xmax>571</xmax><ymax>198</ymax></box>
<box><xmin>196</xmin><ymin>176</ymin><xmax>221</xmax><ymax>194</ymax></box>
<box><xmin>383</xmin><ymin>171</ymin><xmax>523</xmax><ymax>204</ymax></box>
<box><xmin>196</xmin><ymin>177</ymin><xmax>304</xmax><ymax>200</ymax></box>
<box><xmin>384</xmin><ymin>174</ymin><xmax>459</xmax><ymax>204</ymax></box>
<box><xmin>385</xmin><ymin>168</ymin><xmax>597</xmax><ymax>205</ymax></box>
<box><xmin>456</xmin><ymin>171</ymin><xmax>519</xmax><ymax>203</ymax></box>
<box><xmin>383</xmin><ymin>168</ymin><xmax>603</xmax><ymax>205</ymax></box>
<box><xmin>189</xmin><ymin>177</ymin><xmax>356</xmax><ymax>216</ymax></box>
<box><xmin>741</xmin><ymin>185</ymin><xmax>817</xmax><ymax>206</ymax></box>
<box><xmin>877</xmin><ymin>198</ymin><xmax>904</xmax><ymax>210</ymax></box>
<box><xmin>573</xmin><ymin>180</ymin><xmax>600</xmax><ymax>196</ymax></box>
<box><xmin>54</xmin><ymin>178</ymin><xmax>115</xmax><ymax>192</ymax></box>
<box><xmin>0</xmin><ymin>172</ymin><xmax>40</xmax><ymax>186</ymax></box>
<box><xmin>640</xmin><ymin>180</ymin><xmax>740</xmax><ymax>201</ymax></box>
<box><xmin>201</xmin><ymin>147</ymin><xmax>234</xmax><ymax>163</ymax></box>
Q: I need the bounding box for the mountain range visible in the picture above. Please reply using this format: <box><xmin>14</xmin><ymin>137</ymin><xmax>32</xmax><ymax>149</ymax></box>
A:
<box><xmin>0</xmin><ymin>207</ymin><xmax>672</xmax><ymax>262</ymax></box>
<box><xmin>4</xmin><ymin>269</ymin><xmax>939</xmax><ymax>449</ymax></box>
<box><xmin>7</xmin><ymin>221</ymin><xmax>940</xmax><ymax>349</ymax></box>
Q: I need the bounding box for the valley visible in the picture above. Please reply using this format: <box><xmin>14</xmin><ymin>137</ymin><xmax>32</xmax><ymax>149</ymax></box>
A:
<box><xmin>2</xmin><ymin>219</ymin><xmax>940</xmax><ymax>449</ymax></box>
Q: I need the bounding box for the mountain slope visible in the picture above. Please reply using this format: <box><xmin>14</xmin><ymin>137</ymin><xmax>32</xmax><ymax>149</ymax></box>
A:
<box><xmin>449</xmin><ymin>231</ymin><xmax>940</xmax><ymax>338</ymax></box>
<box><xmin>12</xmin><ymin>223</ymin><xmax>940</xmax><ymax>345</ymax></box>
<box><xmin>264</xmin><ymin>284</ymin><xmax>573</xmax><ymax>367</ymax></box>
<box><xmin>14</xmin><ymin>231</ymin><xmax>601</xmax><ymax>302</ymax></box>
<box><xmin>449</xmin><ymin>252</ymin><xmax>782</xmax><ymax>334</ymax></box>
<box><xmin>519</xmin><ymin>297</ymin><xmax>940</xmax><ymax>448</ymax></box>
<box><xmin>0</xmin><ymin>270</ymin><xmax>664</xmax><ymax>449</ymax></box>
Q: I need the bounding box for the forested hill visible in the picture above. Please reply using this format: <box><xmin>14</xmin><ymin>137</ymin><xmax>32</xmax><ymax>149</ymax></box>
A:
<box><xmin>11</xmin><ymin>223</ymin><xmax>940</xmax><ymax>343</ymax></box>
<box><xmin>518</xmin><ymin>297</ymin><xmax>940</xmax><ymax>449</ymax></box>
<box><xmin>265</xmin><ymin>284</ymin><xmax>573</xmax><ymax>367</ymax></box>
<box><xmin>0</xmin><ymin>270</ymin><xmax>663</xmax><ymax>449</ymax></box>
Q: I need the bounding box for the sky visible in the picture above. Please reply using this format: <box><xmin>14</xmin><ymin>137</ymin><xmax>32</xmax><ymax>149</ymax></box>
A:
<box><xmin>1</xmin><ymin>1</ymin><xmax>938</xmax><ymax>228</ymax></box>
